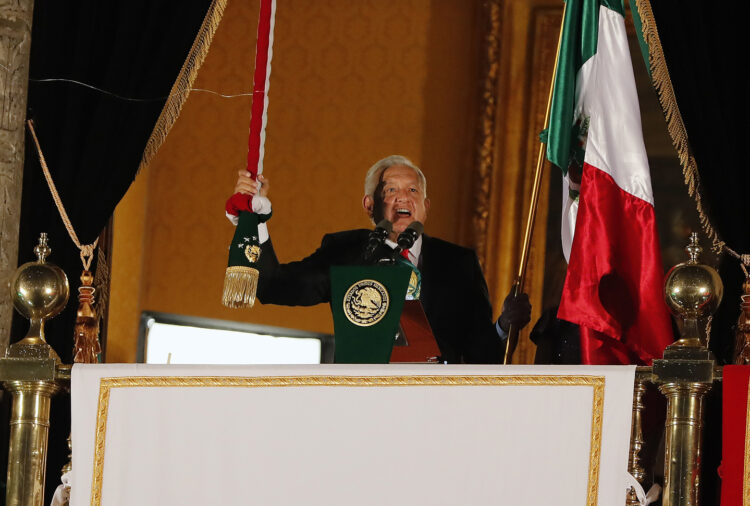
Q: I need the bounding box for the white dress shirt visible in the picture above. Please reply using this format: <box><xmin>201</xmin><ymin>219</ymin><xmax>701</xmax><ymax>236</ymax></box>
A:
<box><xmin>384</xmin><ymin>236</ymin><xmax>422</xmax><ymax>266</ymax></box>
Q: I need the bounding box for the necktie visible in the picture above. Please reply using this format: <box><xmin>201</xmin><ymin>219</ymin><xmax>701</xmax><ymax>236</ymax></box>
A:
<box><xmin>400</xmin><ymin>249</ymin><xmax>411</xmax><ymax>264</ymax></box>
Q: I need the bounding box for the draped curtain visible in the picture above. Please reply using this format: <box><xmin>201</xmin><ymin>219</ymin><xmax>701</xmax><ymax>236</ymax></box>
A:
<box><xmin>636</xmin><ymin>0</ymin><xmax>750</xmax><ymax>363</ymax></box>
<box><xmin>12</xmin><ymin>0</ymin><xmax>220</xmax><ymax>361</ymax></box>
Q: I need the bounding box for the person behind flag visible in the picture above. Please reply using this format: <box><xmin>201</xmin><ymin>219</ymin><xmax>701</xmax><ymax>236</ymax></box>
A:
<box><xmin>231</xmin><ymin>155</ymin><xmax>531</xmax><ymax>363</ymax></box>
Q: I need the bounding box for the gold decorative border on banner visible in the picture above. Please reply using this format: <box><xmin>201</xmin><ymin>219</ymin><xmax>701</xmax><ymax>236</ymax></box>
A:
<box><xmin>745</xmin><ymin>378</ymin><xmax>750</xmax><ymax>506</ymax></box>
<box><xmin>91</xmin><ymin>374</ymin><xmax>605</xmax><ymax>506</ymax></box>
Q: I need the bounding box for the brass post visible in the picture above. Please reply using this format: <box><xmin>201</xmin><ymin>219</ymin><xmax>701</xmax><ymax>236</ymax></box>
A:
<box><xmin>653</xmin><ymin>346</ymin><xmax>715</xmax><ymax>506</ymax></box>
<box><xmin>658</xmin><ymin>381</ymin><xmax>711</xmax><ymax>506</ymax></box>
<box><xmin>2</xmin><ymin>380</ymin><xmax>61</xmax><ymax>506</ymax></box>
<box><xmin>0</xmin><ymin>234</ymin><xmax>70</xmax><ymax>505</ymax></box>
<box><xmin>655</xmin><ymin>234</ymin><xmax>722</xmax><ymax>506</ymax></box>
<box><xmin>626</xmin><ymin>375</ymin><xmax>648</xmax><ymax>505</ymax></box>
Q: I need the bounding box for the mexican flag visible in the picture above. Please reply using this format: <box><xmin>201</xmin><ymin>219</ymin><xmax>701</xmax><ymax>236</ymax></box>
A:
<box><xmin>546</xmin><ymin>0</ymin><xmax>673</xmax><ymax>364</ymax></box>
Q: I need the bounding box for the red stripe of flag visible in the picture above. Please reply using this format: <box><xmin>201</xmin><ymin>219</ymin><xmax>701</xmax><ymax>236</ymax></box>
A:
<box><xmin>557</xmin><ymin>163</ymin><xmax>673</xmax><ymax>365</ymax></box>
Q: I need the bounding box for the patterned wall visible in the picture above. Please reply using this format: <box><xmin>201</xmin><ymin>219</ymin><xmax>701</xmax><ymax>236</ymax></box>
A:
<box><xmin>108</xmin><ymin>0</ymin><xmax>483</xmax><ymax>362</ymax></box>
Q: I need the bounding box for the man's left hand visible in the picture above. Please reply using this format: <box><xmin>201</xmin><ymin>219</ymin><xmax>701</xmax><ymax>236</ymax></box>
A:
<box><xmin>497</xmin><ymin>291</ymin><xmax>531</xmax><ymax>333</ymax></box>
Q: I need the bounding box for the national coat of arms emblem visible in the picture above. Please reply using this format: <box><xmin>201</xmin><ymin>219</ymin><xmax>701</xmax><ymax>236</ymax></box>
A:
<box><xmin>343</xmin><ymin>279</ymin><xmax>389</xmax><ymax>326</ymax></box>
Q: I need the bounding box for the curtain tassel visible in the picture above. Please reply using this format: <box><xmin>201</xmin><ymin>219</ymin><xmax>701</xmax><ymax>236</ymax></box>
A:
<box><xmin>73</xmin><ymin>270</ymin><xmax>101</xmax><ymax>363</ymax></box>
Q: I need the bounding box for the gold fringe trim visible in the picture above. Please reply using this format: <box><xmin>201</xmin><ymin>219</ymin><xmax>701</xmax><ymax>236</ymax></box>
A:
<box><xmin>633</xmin><ymin>0</ymin><xmax>724</xmax><ymax>253</ymax></box>
<box><xmin>222</xmin><ymin>266</ymin><xmax>259</xmax><ymax>308</ymax></box>
<box><xmin>137</xmin><ymin>0</ymin><xmax>229</xmax><ymax>174</ymax></box>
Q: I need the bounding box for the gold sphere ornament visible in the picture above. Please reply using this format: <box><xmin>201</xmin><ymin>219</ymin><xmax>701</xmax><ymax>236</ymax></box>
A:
<box><xmin>664</xmin><ymin>233</ymin><xmax>723</xmax><ymax>318</ymax></box>
<box><xmin>8</xmin><ymin>233</ymin><xmax>69</xmax><ymax>354</ymax></box>
<box><xmin>663</xmin><ymin>233</ymin><xmax>722</xmax><ymax>346</ymax></box>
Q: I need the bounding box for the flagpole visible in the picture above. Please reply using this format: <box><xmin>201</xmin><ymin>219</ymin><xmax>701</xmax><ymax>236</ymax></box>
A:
<box><xmin>504</xmin><ymin>1</ymin><xmax>567</xmax><ymax>364</ymax></box>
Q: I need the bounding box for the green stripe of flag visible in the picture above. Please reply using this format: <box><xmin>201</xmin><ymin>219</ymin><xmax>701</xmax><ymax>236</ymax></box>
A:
<box><xmin>628</xmin><ymin>0</ymin><xmax>651</xmax><ymax>78</ymax></box>
<box><xmin>544</xmin><ymin>0</ymin><xmax>625</xmax><ymax>174</ymax></box>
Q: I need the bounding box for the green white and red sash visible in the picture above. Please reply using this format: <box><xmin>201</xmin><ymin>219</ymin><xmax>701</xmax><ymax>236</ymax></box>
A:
<box><xmin>546</xmin><ymin>0</ymin><xmax>673</xmax><ymax>364</ymax></box>
<box><xmin>222</xmin><ymin>0</ymin><xmax>276</xmax><ymax>309</ymax></box>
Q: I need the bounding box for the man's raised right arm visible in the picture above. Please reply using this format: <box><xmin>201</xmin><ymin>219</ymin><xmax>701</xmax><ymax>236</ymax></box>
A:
<box><xmin>227</xmin><ymin>170</ymin><xmax>330</xmax><ymax>306</ymax></box>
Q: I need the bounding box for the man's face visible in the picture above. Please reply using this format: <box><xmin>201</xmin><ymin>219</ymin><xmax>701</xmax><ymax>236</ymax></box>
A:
<box><xmin>363</xmin><ymin>164</ymin><xmax>430</xmax><ymax>240</ymax></box>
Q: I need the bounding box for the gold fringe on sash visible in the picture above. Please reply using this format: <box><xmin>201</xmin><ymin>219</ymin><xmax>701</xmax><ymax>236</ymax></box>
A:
<box><xmin>222</xmin><ymin>266</ymin><xmax>259</xmax><ymax>308</ymax></box>
<box><xmin>138</xmin><ymin>0</ymin><xmax>229</xmax><ymax>173</ymax></box>
<box><xmin>633</xmin><ymin>0</ymin><xmax>723</xmax><ymax>253</ymax></box>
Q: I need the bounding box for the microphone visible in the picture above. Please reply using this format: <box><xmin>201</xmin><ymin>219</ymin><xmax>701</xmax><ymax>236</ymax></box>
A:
<box><xmin>397</xmin><ymin>221</ymin><xmax>424</xmax><ymax>251</ymax></box>
<box><xmin>364</xmin><ymin>219</ymin><xmax>393</xmax><ymax>261</ymax></box>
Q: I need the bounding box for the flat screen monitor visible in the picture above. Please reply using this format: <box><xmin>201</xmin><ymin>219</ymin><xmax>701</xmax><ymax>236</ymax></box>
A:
<box><xmin>137</xmin><ymin>311</ymin><xmax>334</xmax><ymax>364</ymax></box>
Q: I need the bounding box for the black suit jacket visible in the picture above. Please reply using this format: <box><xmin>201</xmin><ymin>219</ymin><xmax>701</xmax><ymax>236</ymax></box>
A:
<box><xmin>256</xmin><ymin>229</ymin><xmax>503</xmax><ymax>363</ymax></box>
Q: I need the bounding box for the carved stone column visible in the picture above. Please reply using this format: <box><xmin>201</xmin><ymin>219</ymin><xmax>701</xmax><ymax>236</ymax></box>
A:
<box><xmin>0</xmin><ymin>0</ymin><xmax>35</xmax><ymax>353</ymax></box>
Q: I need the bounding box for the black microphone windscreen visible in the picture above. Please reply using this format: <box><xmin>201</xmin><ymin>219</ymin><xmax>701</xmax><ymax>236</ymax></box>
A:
<box><xmin>376</xmin><ymin>219</ymin><xmax>393</xmax><ymax>234</ymax></box>
<box><xmin>407</xmin><ymin>221</ymin><xmax>424</xmax><ymax>236</ymax></box>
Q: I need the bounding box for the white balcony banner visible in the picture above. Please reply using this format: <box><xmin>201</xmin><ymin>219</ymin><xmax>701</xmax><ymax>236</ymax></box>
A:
<box><xmin>69</xmin><ymin>364</ymin><xmax>636</xmax><ymax>506</ymax></box>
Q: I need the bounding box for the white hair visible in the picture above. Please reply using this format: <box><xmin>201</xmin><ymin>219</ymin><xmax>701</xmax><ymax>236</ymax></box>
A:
<box><xmin>363</xmin><ymin>155</ymin><xmax>427</xmax><ymax>199</ymax></box>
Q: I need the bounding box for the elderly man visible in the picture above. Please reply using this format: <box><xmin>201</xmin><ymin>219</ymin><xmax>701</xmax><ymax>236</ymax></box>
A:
<box><xmin>233</xmin><ymin>155</ymin><xmax>530</xmax><ymax>363</ymax></box>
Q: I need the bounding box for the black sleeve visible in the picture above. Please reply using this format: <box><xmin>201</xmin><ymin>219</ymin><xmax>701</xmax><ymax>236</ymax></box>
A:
<box><xmin>256</xmin><ymin>236</ymin><xmax>335</xmax><ymax>306</ymax></box>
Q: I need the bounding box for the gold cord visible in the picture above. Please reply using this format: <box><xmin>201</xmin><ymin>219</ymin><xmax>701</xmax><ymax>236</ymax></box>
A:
<box><xmin>26</xmin><ymin>119</ymin><xmax>98</xmax><ymax>271</ymax></box>
<box><xmin>724</xmin><ymin>245</ymin><xmax>750</xmax><ymax>278</ymax></box>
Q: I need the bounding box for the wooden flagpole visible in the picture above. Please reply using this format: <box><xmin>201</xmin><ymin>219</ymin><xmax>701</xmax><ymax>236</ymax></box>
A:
<box><xmin>504</xmin><ymin>2</ymin><xmax>567</xmax><ymax>364</ymax></box>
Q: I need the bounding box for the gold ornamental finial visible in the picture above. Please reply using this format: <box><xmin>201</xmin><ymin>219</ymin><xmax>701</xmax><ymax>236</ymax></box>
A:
<box><xmin>685</xmin><ymin>232</ymin><xmax>701</xmax><ymax>264</ymax></box>
<box><xmin>34</xmin><ymin>232</ymin><xmax>51</xmax><ymax>263</ymax></box>
<box><xmin>7</xmin><ymin>233</ymin><xmax>69</xmax><ymax>360</ymax></box>
<box><xmin>664</xmin><ymin>233</ymin><xmax>723</xmax><ymax>347</ymax></box>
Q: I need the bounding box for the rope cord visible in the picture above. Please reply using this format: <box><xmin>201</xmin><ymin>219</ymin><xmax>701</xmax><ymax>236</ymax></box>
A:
<box><xmin>725</xmin><ymin>244</ymin><xmax>750</xmax><ymax>278</ymax></box>
<box><xmin>26</xmin><ymin>119</ymin><xmax>98</xmax><ymax>271</ymax></box>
